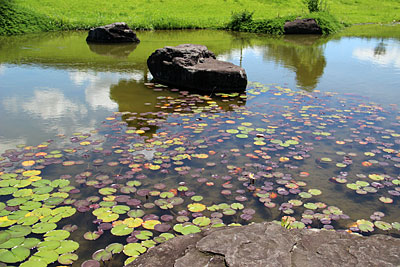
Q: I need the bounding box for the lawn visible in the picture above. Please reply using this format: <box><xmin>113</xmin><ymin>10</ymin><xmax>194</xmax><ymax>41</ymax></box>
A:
<box><xmin>13</xmin><ymin>0</ymin><xmax>400</xmax><ymax>28</ymax></box>
<box><xmin>1</xmin><ymin>0</ymin><xmax>399</xmax><ymax>35</ymax></box>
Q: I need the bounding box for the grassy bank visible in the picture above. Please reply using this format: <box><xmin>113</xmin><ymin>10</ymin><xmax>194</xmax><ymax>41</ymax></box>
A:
<box><xmin>1</xmin><ymin>0</ymin><xmax>399</xmax><ymax>35</ymax></box>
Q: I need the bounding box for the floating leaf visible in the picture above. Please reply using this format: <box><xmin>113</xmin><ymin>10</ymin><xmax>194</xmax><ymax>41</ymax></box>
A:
<box><xmin>58</xmin><ymin>253</ymin><xmax>78</xmax><ymax>265</ymax></box>
<box><xmin>187</xmin><ymin>203</ymin><xmax>206</xmax><ymax>212</ymax></box>
<box><xmin>111</xmin><ymin>224</ymin><xmax>133</xmax><ymax>236</ymax></box>
<box><xmin>374</xmin><ymin>221</ymin><xmax>392</xmax><ymax>231</ymax></box>
<box><xmin>173</xmin><ymin>224</ymin><xmax>201</xmax><ymax>235</ymax></box>
<box><xmin>123</xmin><ymin>243</ymin><xmax>146</xmax><ymax>257</ymax></box>
<box><xmin>0</xmin><ymin>246</ymin><xmax>30</xmax><ymax>263</ymax></box>
<box><xmin>193</xmin><ymin>217</ymin><xmax>211</xmax><ymax>226</ymax></box>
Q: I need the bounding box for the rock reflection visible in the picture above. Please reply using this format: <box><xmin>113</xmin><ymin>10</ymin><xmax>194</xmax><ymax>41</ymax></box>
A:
<box><xmin>87</xmin><ymin>43</ymin><xmax>138</xmax><ymax>58</ymax></box>
<box><xmin>109</xmin><ymin>77</ymin><xmax>247</xmax><ymax>134</ymax></box>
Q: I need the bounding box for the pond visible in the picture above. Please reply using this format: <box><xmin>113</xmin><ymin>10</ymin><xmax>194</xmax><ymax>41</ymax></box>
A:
<box><xmin>0</xmin><ymin>29</ymin><xmax>399</xmax><ymax>266</ymax></box>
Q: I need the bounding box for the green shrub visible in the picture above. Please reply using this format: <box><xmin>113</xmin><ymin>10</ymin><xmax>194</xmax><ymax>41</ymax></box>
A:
<box><xmin>226</xmin><ymin>10</ymin><xmax>254</xmax><ymax>31</ymax></box>
<box><xmin>302</xmin><ymin>0</ymin><xmax>327</xmax><ymax>13</ymax></box>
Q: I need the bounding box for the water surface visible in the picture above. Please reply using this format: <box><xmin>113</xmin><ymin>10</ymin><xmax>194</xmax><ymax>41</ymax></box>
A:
<box><xmin>0</xmin><ymin>29</ymin><xmax>399</xmax><ymax>266</ymax></box>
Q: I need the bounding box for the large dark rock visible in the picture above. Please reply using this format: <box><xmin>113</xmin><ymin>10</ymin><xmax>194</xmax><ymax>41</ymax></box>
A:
<box><xmin>86</xmin><ymin>22</ymin><xmax>140</xmax><ymax>43</ymax></box>
<box><xmin>128</xmin><ymin>222</ymin><xmax>400</xmax><ymax>267</ymax></box>
<box><xmin>147</xmin><ymin>44</ymin><xmax>247</xmax><ymax>93</ymax></box>
<box><xmin>284</xmin><ymin>18</ymin><xmax>322</xmax><ymax>34</ymax></box>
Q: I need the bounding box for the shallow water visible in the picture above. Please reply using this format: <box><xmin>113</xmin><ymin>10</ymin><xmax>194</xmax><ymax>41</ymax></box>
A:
<box><xmin>0</xmin><ymin>30</ymin><xmax>399</xmax><ymax>266</ymax></box>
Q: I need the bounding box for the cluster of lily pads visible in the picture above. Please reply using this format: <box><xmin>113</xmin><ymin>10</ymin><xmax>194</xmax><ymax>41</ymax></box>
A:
<box><xmin>1</xmin><ymin>82</ymin><xmax>400</xmax><ymax>266</ymax></box>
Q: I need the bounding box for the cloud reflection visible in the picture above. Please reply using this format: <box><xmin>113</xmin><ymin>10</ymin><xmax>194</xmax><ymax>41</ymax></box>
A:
<box><xmin>0</xmin><ymin>64</ymin><xmax>5</xmax><ymax>75</ymax></box>
<box><xmin>353</xmin><ymin>45</ymin><xmax>400</xmax><ymax>68</ymax></box>
<box><xmin>69</xmin><ymin>71</ymin><xmax>144</xmax><ymax>110</ymax></box>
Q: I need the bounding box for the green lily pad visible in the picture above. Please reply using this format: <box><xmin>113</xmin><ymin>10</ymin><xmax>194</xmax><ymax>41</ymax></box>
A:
<box><xmin>223</xmin><ymin>208</ymin><xmax>236</xmax><ymax>215</ymax></box>
<box><xmin>111</xmin><ymin>224</ymin><xmax>133</xmax><ymax>236</ymax></box>
<box><xmin>37</xmin><ymin>240</ymin><xmax>61</xmax><ymax>251</ymax></box>
<box><xmin>191</xmin><ymin>195</ymin><xmax>203</xmax><ymax>202</ymax></box>
<box><xmin>20</xmin><ymin>237</ymin><xmax>40</xmax><ymax>249</ymax></box>
<box><xmin>392</xmin><ymin>222</ymin><xmax>400</xmax><ymax>230</ymax></box>
<box><xmin>0</xmin><ymin>187</ymin><xmax>17</xmax><ymax>195</ymax></box>
<box><xmin>44</xmin><ymin>230</ymin><xmax>70</xmax><ymax>241</ymax></box>
<box><xmin>92</xmin><ymin>249</ymin><xmax>112</xmax><ymax>261</ymax></box>
<box><xmin>346</xmin><ymin>183</ymin><xmax>361</xmax><ymax>190</ymax></box>
<box><xmin>374</xmin><ymin>221</ymin><xmax>392</xmax><ymax>231</ymax></box>
<box><xmin>112</xmin><ymin>205</ymin><xmax>130</xmax><ymax>214</ymax></box>
<box><xmin>106</xmin><ymin>243</ymin><xmax>124</xmax><ymax>254</ymax></box>
<box><xmin>357</xmin><ymin>219</ymin><xmax>374</xmax><ymax>232</ymax></box>
<box><xmin>308</xmin><ymin>189</ymin><xmax>322</xmax><ymax>196</ymax></box>
<box><xmin>83</xmin><ymin>231</ymin><xmax>101</xmax><ymax>240</ymax></box>
<box><xmin>123</xmin><ymin>243</ymin><xmax>146</xmax><ymax>257</ymax></box>
<box><xmin>19</xmin><ymin>201</ymin><xmax>42</xmax><ymax>211</ymax></box>
<box><xmin>0</xmin><ymin>237</ymin><xmax>24</xmax><ymax>249</ymax></box>
<box><xmin>299</xmin><ymin>192</ymin><xmax>312</xmax><ymax>199</ymax></box>
<box><xmin>33</xmin><ymin>186</ymin><xmax>54</xmax><ymax>194</ymax></box>
<box><xmin>368</xmin><ymin>174</ymin><xmax>384</xmax><ymax>181</ymax></box>
<box><xmin>231</xmin><ymin>203</ymin><xmax>244</xmax><ymax>210</ymax></box>
<box><xmin>187</xmin><ymin>203</ymin><xmax>206</xmax><ymax>212</ymax></box>
<box><xmin>56</xmin><ymin>240</ymin><xmax>79</xmax><ymax>254</ymax></box>
<box><xmin>32</xmin><ymin>222</ymin><xmax>57</xmax><ymax>234</ymax></box>
<box><xmin>290</xmin><ymin>221</ymin><xmax>306</xmax><ymax>229</ymax></box>
<box><xmin>99</xmin><ymin>187</ymin><xmax>117</xmax><ymax>195</ymax></box>
<box><xmin>141</xmin><ymin>240</ymin><xmax>156</xmax><ymax>248</ymax></box>
<box><xmin>0</xmin><ymin>246</ymin><xmax>30</xmax><ymax>263</ymax></box>
<box><xmin>0</xmin><ymin>231</ymin><xmax>11</xmax><ymax>245</ymax></box>
<box><xmin>7</xmin><ymin>225</ymin><xmax>31</xmax><ymax>237</ymax></box>
<box><xmin>7</xmin><ymin>197</ymin><xmax>28</xmax><ymax>206</ymax></box>
<box><xmin>288</xmin><ymin>200</ymin><xmax>303</xmax><ymax>206</ymax></box>
<box><xmin>51</xmin><ymin>179</ymin><xmax>70</xmax><ymax>188</ymax></box>
<box><xmin>58</xmin><ymin>253</ymin><xmax>78</xmax><ymax>265</ymax></box>
<box><xmin>304</xmin><ymin>203</ymin><xmax>318</xmax><ymax>210</ymax></box>
<box><xmin>193</xmin><ymin>217</ymin><xmax>211</xmax><ymax>227</ymax></box>
<box><xmin>128</xmin><ymin>209</ymin><xmax>145</xmax><ymax>218</ymax></box>
<box><xmin>135</xmin><ymin>230</ymin><xmax>153</xmax><ymax>240</ymax></box>
<box><xmin>173</xmin><ymin>224</ymin><xmax>201</xmax><ymax>235</ymax></box>
<box><xmin>20</xmin><ymin>259</ymin><xmax>48</xmax><ymax>267</ymax></box>
<box><xmin>44</xmin><ymin>197</ymin><xmax>64</xmax><ymax>206</ymax></box>
<box><xmin>160</xmin><ymin>192</ymin><xmax>174</xmax><ymax>199</ymax></box>
<box><xmin>51</xmin><ymin>207</ymin><xmax>76</xmax><ymax>218</ymax></box>
<box><xmin>31</xmin><ymin>249</ymin><xmax>59</xmax><ymax>264</ymax></box>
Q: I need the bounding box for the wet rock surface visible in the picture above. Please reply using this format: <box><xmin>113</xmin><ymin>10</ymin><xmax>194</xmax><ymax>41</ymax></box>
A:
<box><xmin>284</xmin><ymin>18</ymin><xmax>322</xmax><ymax>34</ymax></box>
<box><xmin>147</xmin><ymin>44</ymin><xmax>247</xmax><ymax>93</ymax></box>
<box><xmin>128</xmin><ymin>222</ymin><xmax>400</xmax><ymax>267</ymax></box>
<box><xmin>86</xmin><ymin>22</ymin><xmax>140</xmax><ymax>43</ymax></box>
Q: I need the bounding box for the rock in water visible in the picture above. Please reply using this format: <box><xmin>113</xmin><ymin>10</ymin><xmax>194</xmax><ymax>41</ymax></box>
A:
<box><xmin>86</xmin><ymin>22</ymin><xmax>140</xmax><ymax>43</ymax></box>
<box><xmin>147</xmin><ymin>44</ymin><xmax>247</xmax><ymax>93</ymax></box>
<box><xmin>284</xmin><ymin>18</ymin><xmax>322</xmax><ymax>34</ymax></box>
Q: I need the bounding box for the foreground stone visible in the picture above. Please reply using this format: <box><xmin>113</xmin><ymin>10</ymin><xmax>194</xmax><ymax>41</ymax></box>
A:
<box><xmin>284</xmin><ymin>18</ymin><xmax>322</xmax><ymax>34</ymax></box>
<box><xmin>128</xmin><ymin>222</ymin><xmax>400</xmax><ymax>267</ymax></box>
<box><xmin>147</xmin><ymin>44</ymin><xmax>247</xmax><ymax>93</ymax></box>
<box><xmin>86</xmin><ymin>22</ymin><xmax>140</xmax><ymax>43</ymax></box>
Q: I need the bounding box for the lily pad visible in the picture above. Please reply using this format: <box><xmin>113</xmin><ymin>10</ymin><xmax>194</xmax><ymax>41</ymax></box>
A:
<box><xmin>193</xmin><ymin>216</ymin><xmax>211</xmax><ymax>226</ymax></box>
<box><xmin>58</xmin><ymin>253</ymin><xmax>78</xmax><ymax>265</ymax></box>
<box><xmin>111</xmin><ymin>224</ymin><xmax>133</xmax><ymax>236</ymax></box>
<box><xmin>123</xmin><ymin>243</ymin><xmax>146</xmax><ymax>257</ymax></box>
<box><xmin>0</xmin><ymin>246</ymin><xmax>30</xmax><ymax>263</ymax></box>
<box><xmin>173</xmin><ymin>224</ymin><xmax>201</xmax><ymax>235</ymax></box>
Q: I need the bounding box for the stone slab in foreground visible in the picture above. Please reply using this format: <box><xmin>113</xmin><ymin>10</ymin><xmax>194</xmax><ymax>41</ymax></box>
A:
<box><xmin>128</xmin><ymin>222</ymin><xmax>400</xmax><ymax>267</ymax></box>
<box><xmin>147</xmin><ymin>44</ymin><xmax>247</xmax><ymax>93</ymax></box>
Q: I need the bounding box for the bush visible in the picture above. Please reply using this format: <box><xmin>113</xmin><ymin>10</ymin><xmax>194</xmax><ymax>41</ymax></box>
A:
<box><xmin>226</xmin><ymin>10</ymin><xmax>254</xmax><ymax>31</ymax></box>
<box><xmin>302</xmin><ymin>0</ymin><xmax>327</xmax><ymax>13</ymax></box>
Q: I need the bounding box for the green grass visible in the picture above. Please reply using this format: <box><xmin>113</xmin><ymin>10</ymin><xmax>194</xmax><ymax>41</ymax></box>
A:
<box><xmin>1</xmin><ymin>0</ymin><xmax>399</xmax><ymax>35</ymax></box>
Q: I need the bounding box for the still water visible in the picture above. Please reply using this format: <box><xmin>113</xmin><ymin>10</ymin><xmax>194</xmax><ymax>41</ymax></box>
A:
<box><xmin>0</xmin><ymin>30</ymin><xmax>399</xmax><ymax>266</ymax></box>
